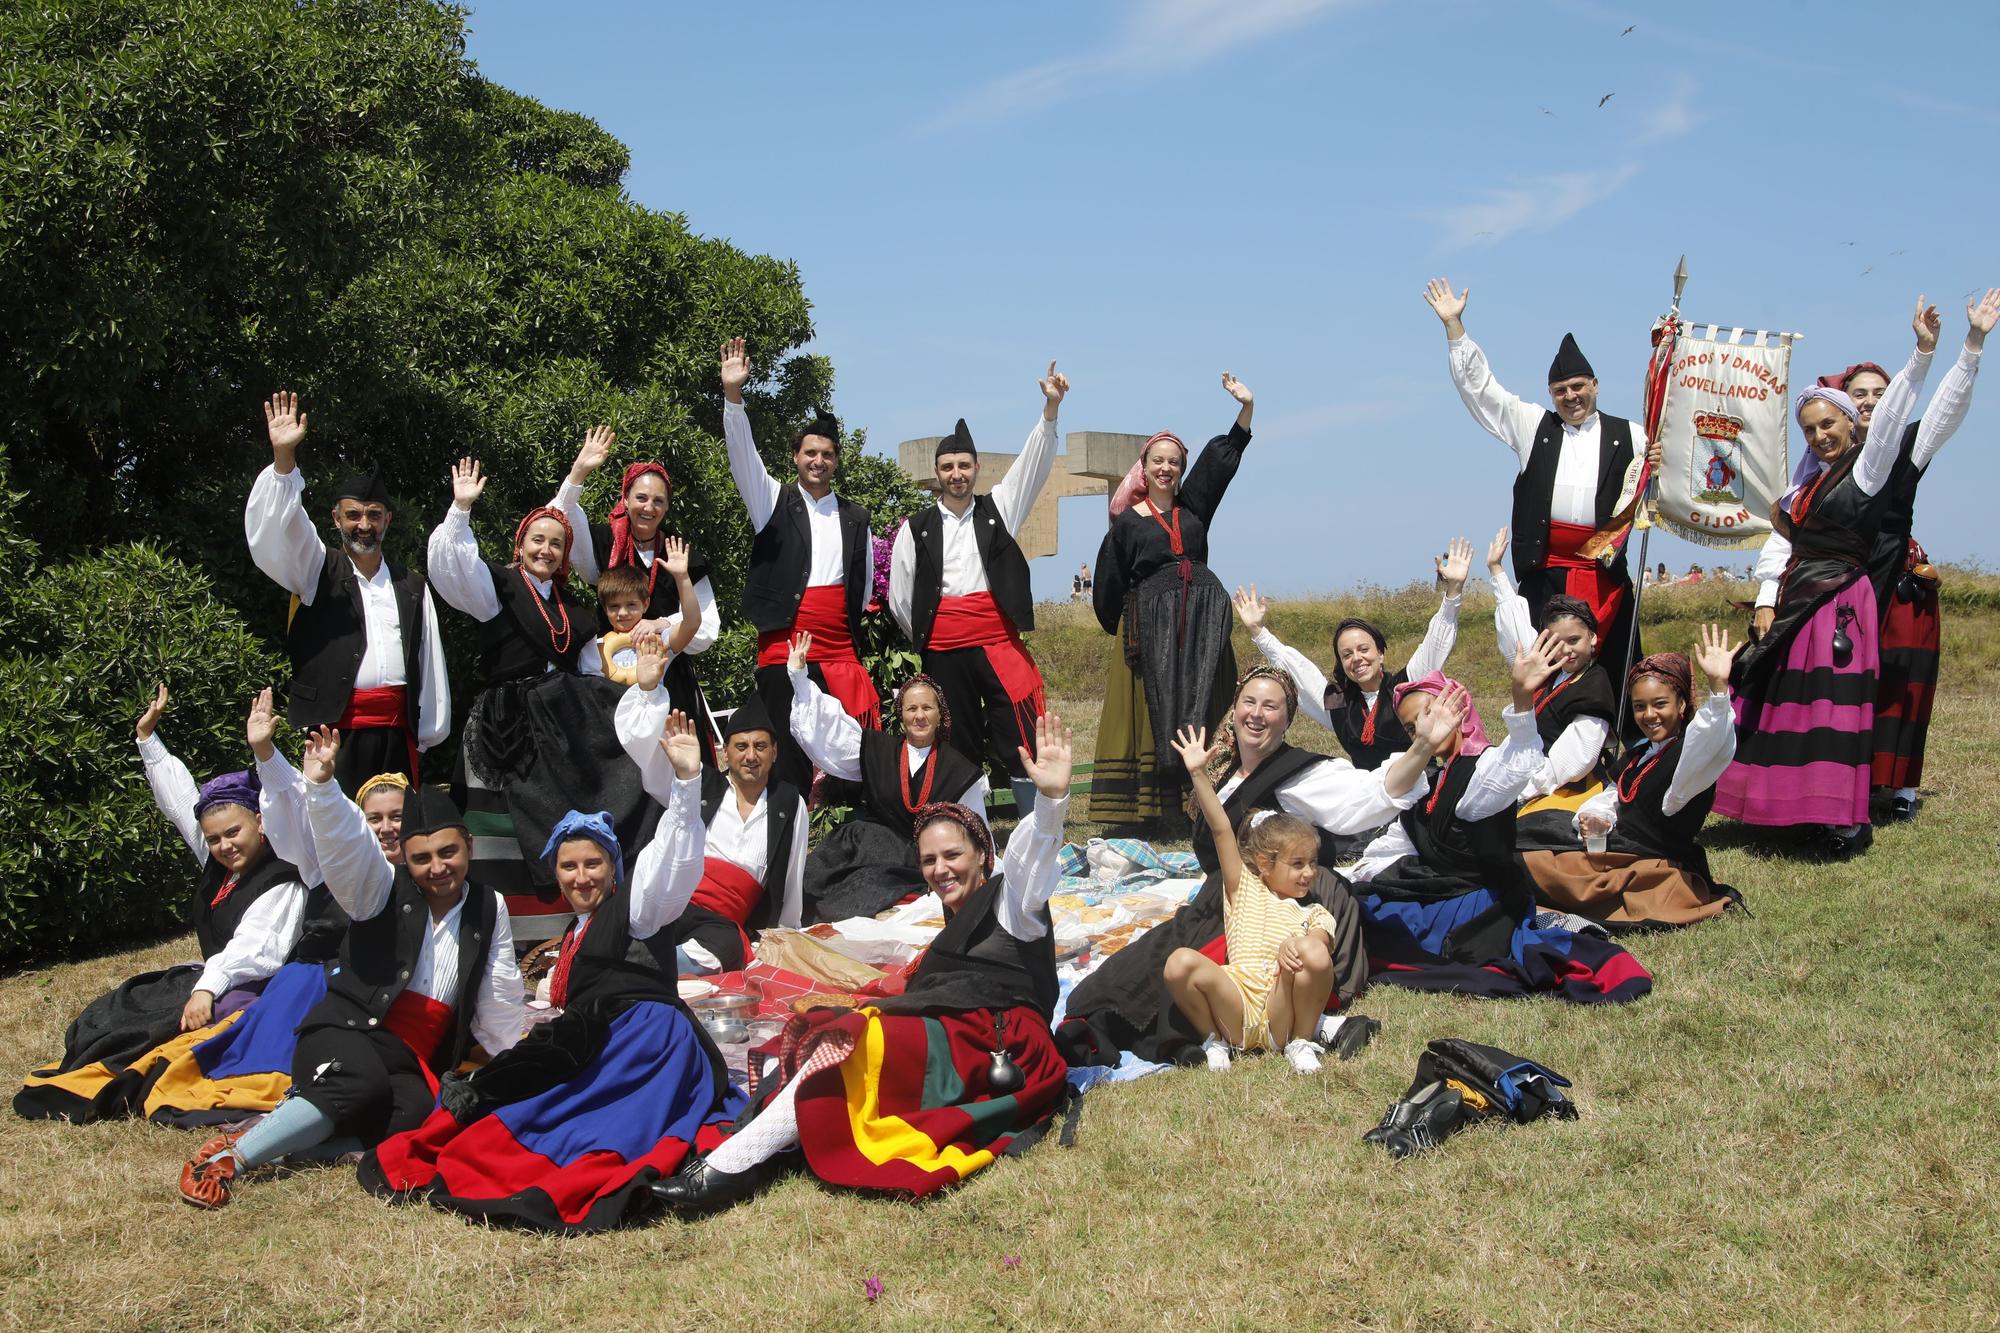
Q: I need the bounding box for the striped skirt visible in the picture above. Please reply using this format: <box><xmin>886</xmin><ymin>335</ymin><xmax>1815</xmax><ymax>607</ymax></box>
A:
<box><xmin>1714</xmin><ymin>571</ymin><xmax>1878</xmax><ymax>828</ymax></box>
<box><xmin>1871</xmin><ymin>566</ymin><xmax>1940</xmax><ymax>789</ymax></box>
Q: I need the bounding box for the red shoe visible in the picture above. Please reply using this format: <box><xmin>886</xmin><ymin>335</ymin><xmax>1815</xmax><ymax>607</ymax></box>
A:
<box><xmin>188</xmin><ymin>1130</ymin><xmax>242</xmax><ymax>1166</ymax></box>
<box><xmin>179</xmin><ymin>1152</ymin><xmax>240</xmax><ymax>1209</ymax></box>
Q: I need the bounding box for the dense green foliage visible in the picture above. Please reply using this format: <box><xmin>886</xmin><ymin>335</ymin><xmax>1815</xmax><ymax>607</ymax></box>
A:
<box><xmin>0</xmin><ymin>0</ymin><xmax>923</xmax><ymax>957</ymax></box>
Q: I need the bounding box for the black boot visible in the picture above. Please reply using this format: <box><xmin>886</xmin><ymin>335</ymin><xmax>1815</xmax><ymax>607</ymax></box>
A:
<box><xmin>1362</xmin><ymin>1080</ymin><xmax>1466</xmax><ymax>1159</ymax></box>
<box><xmin>650</xmin><ymin>1154</ymin><xmax>777</xmax><ymax>1213</ymax></box>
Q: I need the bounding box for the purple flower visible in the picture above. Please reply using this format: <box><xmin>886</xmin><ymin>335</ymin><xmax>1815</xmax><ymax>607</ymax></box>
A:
<box><xmin>863</xmin><ymin>1276</ymin><xmax>884</xmax><ymax>1303</ymax></box>
<box><xmin>868</xmin><ymin>520</ymin><xmax>903</xmax><ymax>611</ymax></box>
<box><xmin>1001</xmin><ymin>1255</ymin><xmax>1021</xmax><ymax>1270</ymax></box>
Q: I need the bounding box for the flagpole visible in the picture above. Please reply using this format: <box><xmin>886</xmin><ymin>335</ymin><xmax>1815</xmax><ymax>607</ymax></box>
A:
<box><xmin>1615</xmin><ymin>255</ymin><xmax>1689</xmax><ymax>729</ymax></box>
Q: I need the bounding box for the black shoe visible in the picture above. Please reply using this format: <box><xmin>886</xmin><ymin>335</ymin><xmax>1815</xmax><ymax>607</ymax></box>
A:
<box><xmin>1819</xmin><ymin>824</ymin><xmax>1874</xmax><ymax>861</ymax></box>
<box><xmin>650</xmin><ymin>1154</ymin><xmax>773</xmax><ymax>1212</ymax></box>
<box><xmin>1363</xmin><ymin>1080</ymin><xmax>1465</xmax><ymax>1159</ymax></box>
<box><xmin>1324</xmin><ymin>1015</ymin><xmax>1380</xmax><ymax>1062</ymax></box>
<box><xmin>1882</xmin><ymin>795</ymin><xmax>1918</xmax><ymax>823</ymax></box>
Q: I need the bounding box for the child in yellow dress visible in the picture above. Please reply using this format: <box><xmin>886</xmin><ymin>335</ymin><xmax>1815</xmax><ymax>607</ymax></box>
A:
<box><xmin>1164</xmin><ymin>724</ymin><xmax>1341</xmax><ymax>1075</ymax></box>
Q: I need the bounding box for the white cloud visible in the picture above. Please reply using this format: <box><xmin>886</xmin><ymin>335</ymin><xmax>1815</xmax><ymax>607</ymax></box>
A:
<box><xmin>928</xmin><ymin>0</ymin><xmax>1360</xmax><ymax>132</ymax></box>
<box><xmin>1638</xmin><ymin>73</ymin><xmax>1703</xmax><ymax>145</ymax></box>
<box><xmin>1423</xmin><ymin>165</ymin><xmax>1639</xmax><ymax>251</ymax></box>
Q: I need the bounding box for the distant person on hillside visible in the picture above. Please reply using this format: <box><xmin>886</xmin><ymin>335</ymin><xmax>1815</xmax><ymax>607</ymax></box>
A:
<box><xmin>1088</xmin><ymin>373</ymin><xmax>1257</xmax><ymax>826</ymax></box>
<box><xmin>889</xmin><ymin>362</ymin><xmax>1067</xmax><ymax>814</ymax></box>
<box><xmin>1424</xmin><ymin>278</ymin><xmax>1658</xmax><ymax>686</ymax></box>
<box><xmin>1650</xmin><ymin>561</ymin><xmax>1669</xmax><ymax>588</ymax></box>
<box><xmin>1079</xmin><ymin>561</ymin><xmax>1092</xmax><ymax>593</ymax></box>
<box><xmin>1682</xmin><ymin>564</ymin><xmax>1704</xmax><ymax>584</ymax></box>
<box><xmin>1233</xmin><ymin>536</ymin><xmax>1472</xmax><ymax>771</ymax></box>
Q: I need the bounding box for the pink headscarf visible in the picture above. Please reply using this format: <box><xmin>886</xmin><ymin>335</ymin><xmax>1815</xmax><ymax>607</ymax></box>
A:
<box><xmin>1390</xmin><ymin>672</ymin><xmax>1490</xmax><ymax>757</ymax></box>
<box><xmin>1108</xmin><ymin>431</ymin><xmax>1187</xmax><ymax>519</ymax></box>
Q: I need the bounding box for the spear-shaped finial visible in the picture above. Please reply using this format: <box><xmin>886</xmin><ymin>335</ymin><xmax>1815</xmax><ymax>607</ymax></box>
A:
<box><xmin>1672</xmin><ymin>254</ymin><xmax>1690</xmax><ymax>312</ymax></box>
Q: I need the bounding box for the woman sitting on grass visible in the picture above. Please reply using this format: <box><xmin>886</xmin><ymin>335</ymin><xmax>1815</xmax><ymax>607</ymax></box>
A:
<box><xmin>1160</xmin><ymin>710</ymin><xmax>1457</xmax><ymax>1077</ymax></box>
<box><xmin>1233</xmin><ymin>536</ymin><xmax>1473</xmax><ymax>770</ymax></box>
<box><xmin>1518</xmin><ymin>627</ymin><xmax>1742</xmax><ymax>929</ymax></box>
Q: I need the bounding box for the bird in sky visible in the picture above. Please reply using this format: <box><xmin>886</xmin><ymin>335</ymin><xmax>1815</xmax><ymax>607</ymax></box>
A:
<box><xmin>1839</xmin><ymin>240</ymin><xmax>1856</xmax><ymax>246</ymax></box>
<box><xmin>1861</xmin><ymin>266</ymin><xmax>1874</xmax><ymax>276</ymax></box>
<box><xmin>1621</xmin><ymin>25</ymin><xmax>1636</xmax><ymax>36</ymax></box>
<box><xmin>1598</xmin><ymin>92</ymin><xmax>1615</xmax><ymax>108</ymax></box>
<box><xmin>1537</xmin><ymin>105</ymin><xmax>1555</xmax><ymax>116</ymax></box>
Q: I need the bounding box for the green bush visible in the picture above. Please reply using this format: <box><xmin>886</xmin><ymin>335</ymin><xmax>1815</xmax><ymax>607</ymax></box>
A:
<box><xmin>0</xmin><ymin>461</ymin><xmax>286</xmax><ymax>964</ymax></box>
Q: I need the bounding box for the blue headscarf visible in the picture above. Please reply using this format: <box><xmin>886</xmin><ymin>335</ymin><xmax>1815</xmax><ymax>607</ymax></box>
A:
<box><xmin>539</xmin><ymin>809</ymin><xmax>626</xmax><ymax>889</ymax></box>
<box><xmin>194</xmin><ymin>768</ymin><xmax>261</xmax><ymax>820</ymax></box>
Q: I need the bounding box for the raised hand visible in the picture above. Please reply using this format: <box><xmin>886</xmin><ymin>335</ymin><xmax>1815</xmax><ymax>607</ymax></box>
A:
<box><xmin>1220</xmin><ymin>372</ymin><xmax>1253</xmax><ymax>406</ymax></box>
<box><xmin>1038</xmin><ymin>360</ymin><xmax>1070</xmax><ymax>418</ymax></box>
<box><xmin>245</xmin><ymin>687</ymin><xmax>278</xmax><ymax>761</ymax></box>
<box><xmin>1694</xmin><ymin>622</ymin><xmax>1739</xmax><ymax>694</ymax></box>
<box><xmin>1435</xmin><ymin>537</ymin><xmax>1473</xmax><ymax>594</ymax></box>
<box><xmin>1170</xmin><ymin>724</ymin><xmax>1216</xmax><ymax>777</ymax></box>
<box><xmin>661</xmin><ymin>534</ymin><xmax>690</xmax><ymax>579</ymax></box>
<box><xmin>1486</xmin><ymin>526</ymin><xmax>1510</xmax><ymax>577</ymax></box>
<box><xmin>1017</xmin><ymin>709</ymin><xmax>1075</xmax><ymax>799</ymax></box>
<box><xmin>136</xmin><ymin>682</ymin><xmax>168</xmax><ymax>742</ymax></box>
<box><xmin>1512</xmin><ymin>626</ymin><xmax>1565</xmax><ymax>707</ymax></box>
<box><xmin>661</xmin><ymin>709</ymin><xmax>703</xmax><ymax>779</ymax></box>
<box><xmin>787</xmin><ymin>630</ymin><xmax>813</xmax><ymax>673</ymax></box>
<box><xmin>1232</xmin><ymin>584</ymin><xmax>1269</xmax><ymax>633</ymax></box>
<box><xmin>1424</xmin><ymin>278</ymin><xmax>1468</xmax><ymax>335</ymax></box>
<box><xmin>633</xmin><ymin>632</ymin><xmax>668</xmax><ymax>692</ymax></box>
<box><xmin>719</xmin><ymin>336</ymin><xmax>751</xmax><ymax>403</ymax></box>
<box><xmin>1967</xmin><ymin>287</ymin><xmax>2000</xmax><ymax>350</ymax></box>
<box><xmin>1913</xmin><ymin>294</ymin><xmax>1941</xmax><ymax>354</ymax></box>
<box><xmin>264</xmin><ymin>391</ymin><xmax>307</xmax><ymax>468</ymax></box>
<box><xmin>1411</xmin><ymin>681</ymin><xmax>1469</xmax><ymax>753</ymax></box>
<box><xmin>568</xmin><ymin>424</ymin><xmax>615</xmax><ymax>485</ymax></box>
<box><xmin>450</xmin><ymin>457</ymin><xmax>487</xmax><ymax>511</ymax></box>
<box><xmin>301</xmin><ymin>725</ymin><xmax>341</xmax><ymax>785</ymax></box>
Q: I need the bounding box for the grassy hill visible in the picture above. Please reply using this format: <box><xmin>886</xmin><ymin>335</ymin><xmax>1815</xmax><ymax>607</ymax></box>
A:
<box><xmin>4</xmin><ymin>575</ymin><xmax>1998</xmax><ymax>1329</ymax></box>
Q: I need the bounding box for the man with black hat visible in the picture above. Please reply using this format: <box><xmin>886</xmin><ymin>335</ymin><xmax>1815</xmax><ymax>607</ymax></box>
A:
<box><xmin>1425</xmin><ymin>280</ymin><xmax>1657</xmax><ymax>686</ymax></box>
<box><xmin>887</xmin><ymin>362</ymin><xmax>1068</xmax><ymax>814</ymax></box>
<box><xmin>615</xmin><ymin>638</ymin><xmax>807</xmax><ymax>974</ymax></box>
<box><xmin>178</xmin><ymin>726</ymin><xmax>522</xmax><ymax>1209</ymax></box>
<box><xmin>718</xmin><ymin>337</ymin><xmax>877</xmax><ymax>795</ymax></box>
<box><xmin>244</xmin><ymin>391</ymin><xmax>448</xmax><ymax>792</ymax></box>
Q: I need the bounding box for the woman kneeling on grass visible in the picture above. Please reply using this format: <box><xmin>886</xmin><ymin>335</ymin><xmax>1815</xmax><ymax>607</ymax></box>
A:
<box><xmin>1519</xmin><ymin>627</ymin><xmax>1743</xmax><ymax>929</ymax></box>
<box><xmin>652</xmin><ymin>712</ymin><xmax>1077</xmax><ymax>1211</ymax></box>
<box><xmin>1162</xmin><ymin>704</ymin><xmax>1463</xmax><ymax>1076</ymax></box>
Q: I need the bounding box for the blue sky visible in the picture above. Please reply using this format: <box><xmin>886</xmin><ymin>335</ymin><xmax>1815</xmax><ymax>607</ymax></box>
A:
<box><xmin>464</xmin><ymin>0</ymin><xmax>2000</xmax><ymax>599</ymax></box>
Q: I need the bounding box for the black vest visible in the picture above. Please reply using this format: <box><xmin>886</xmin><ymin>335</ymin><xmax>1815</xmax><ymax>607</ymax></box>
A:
<box><xmin>1511</xmin><ymin>411</ymin><xmax>1635</xmax><ymax>581</ymax></box>
<box><xmin>872</xmin><ymin>873</ymin><xmax>1060</xmax><ymax>1019</ymax></box>
<box><xmin>285</xmin><ymin>553</ymin><xmax>426</xmax><ymax>731</ymax></box>
<box><xmin>1326</xmin><ymin>666</ymin><xmax>1412</xmax><ymax>771</ymax></box>
<box><xmin>695</xmin><ymin>768</ymin><xmax>803</xmax><ymax>934</ymax></box>
<box><xmin>905</xmin><ymin>496</ymin><xmax>1035</xmax><ymax>648</ymax></box>
<box><xmin>476</xmin><ymin>561</ymin><xmax>586</xmax><ymax>683</ymax></box>
<box><xmin>1532</xmin><ymin>663</ymin><xmax>1617</xmax><ymax>769</ymax></box>
<box><xmin>1190</xmin><ymin>744</ymin><xmax>1341</xmax><ymax>873</ymax></box>
<box><xmin>859</xmin><ymin>731</ymin><xmax>983</xmax><ymax>838</ymax></box>
<box><xmin>1361</xmin><ymin>756</ymin><xmax>1527</xmax><ymax>963</ymax></box>
<box><xmin>740</xmin><ymin>484</ymin><xmax>872</xmax><ymax>635</ymax></box>
<box><xmin>1776</xmin><ymin>446</ymin><xmax>1886</xmax><ymax>572</ymax></box>
<box><xmin>301</xmin><ymin>876</ymin><xmax>500</xmax><ymax>1072</ymax></box>
<box><xmin>555</xmin><ymin>888</ymin><xmax>681</xmax><ymax>1013</ymax></box>
<box><xmin>192</xmin><ymin>847</ymin><xmax>305</xmax><ymax>961</ymax></box>
<box><xmin>1866</xmin><ymin>422</ymin><xmax>1924</xmax><ymax>606</ymax></box>
<box><xmin>1609</xmin><ymin>737</ymin><xmax>1715</xmax><ymax>868</ymax></box>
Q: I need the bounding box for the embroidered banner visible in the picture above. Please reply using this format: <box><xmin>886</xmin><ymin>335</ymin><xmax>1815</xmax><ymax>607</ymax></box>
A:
<box><xmin>1652</xmin><ymin>325</ymin><xmax>1798</xmax><ymax>548</ymax></box>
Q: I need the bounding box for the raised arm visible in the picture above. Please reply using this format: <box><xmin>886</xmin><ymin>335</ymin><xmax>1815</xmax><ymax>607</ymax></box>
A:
<box><xmin>1660</xmin><ymin>625</ymin><xmax>1741</xmax><ymax>816</ymax></box>
<box><xmin>1853</xmin><ymin>298</ymin><xmax>1938</xmax><ymax>497</ymax></box>
<box><xmin>551</xmin><ymin>424</ymin><xmax>613</xmax><ymax>586</ymax></box>
<box><xmin>1173</xmin><ymin>725</ymin><xmax>1241</xmax><ymax>893</ymax></box>
<box><xmin>719</xmin><ymin>337</ymin><xmax>782</xmax><ymax>531</ymax></box>
<box><xmin>247</xmin><ymin>687</ymin><xmax>324</xmax><ymax>887</ymax></box>
<box><xmin>660</xmin><ymin>537</ymin><xmax>701</xmax><ymax>656</ymax></box>
<box><xmin>996</xmin><ymin>712</ymin><xmax>1074</xmax><ymax>941</ymax></box>
<box><xmin>424</xmin><ymin>459</ymin><xmax>503</xmax><ymax>621</ymax></box>
<box><xmin>242</xmin><ymin>392</ymin><xmax>330</xmax><ymax>599</ymax></box>
<box><xmin>1910</xmin><ymin>287</ymin><xmax>1996</xmax><ymax>471</ymax></box>
<box><xmin>1487</xmin><ymin>528</ymin><xmax>1533</xmax><ymax>661</ymax></box>
<box><xmin>1237</xmin><ymin>585</ymin><xmax>1335</xmax><ymax>731</ymax></box>
<box><xmin>1457</xmin><ymin>631</ymin><xmax>1562</xmax><ymax>820</ymax></box>
<box><xmin>1406</xmin><ymin>539</ymin><xmax>1471</xmax><ymax>679</ymax></box>
<box><xmin>299</xmin><ymin>728</ymin><xmax>395</xmax><ymax>921</ymax></box>
<box><xmin>1175</xmin><ymin>375</ymin><xmax>1255</xmax><ymax>524</ymax></box>
<box><xmin>1376</xmin><ymin>685</ymin><xmax>1465</xmax><ymax>806</ymax></box>
<box><xmin>1426</xmin><ymin>279</ymin><xmax>1542</xmax><ymax>462</ymax></box>
<box><xmin>613</xmin><ymin>639</ymin><xmax>679</xmax><ymax>805</ymax></box>
<box><xmin>627</xmin><ymin>714</ymin><xmax>709</xmax><ymax>939</ymax></box>
<box><xmin>988</xmin><ymin>362</ymin><xmax>1068</xmax><ymax>533</ymax></box>
<box><xmin>785</xmin><ymin>633</ymin><xmax>863</xmax><ymax>781</ymax></box>
<box><xmin>135</xmin><ymin>684</ymin><xmax>204</xmax><ymax>865</ymax></box>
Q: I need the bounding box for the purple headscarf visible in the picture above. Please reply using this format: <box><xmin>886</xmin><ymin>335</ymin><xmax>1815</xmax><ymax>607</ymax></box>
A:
<box><xmin>1390</xmin><ymin>672</ymin><xmax>1491</xmax><ymax>757</ymax></box>
<box><xmin>1786</xmin><ymin>385</ymin><xmax>1862</xmax><ymax>497</ymax></box>
<box><xmin>194</xmin><ymin>768</ymin><xmax>261</xmax><ymax>820</ymax></box>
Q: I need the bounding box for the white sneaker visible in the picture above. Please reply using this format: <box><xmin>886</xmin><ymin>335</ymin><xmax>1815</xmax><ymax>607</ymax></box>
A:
<box><xmin>1284</xmin><ymin>1038</ymin><xmax>1324</xmax><ymax>1075</ymax></box>
<box><xmin>1201</xmin><ymin>1034</ymin><xmax>1232</xmax><ymax>1073</ymax></box>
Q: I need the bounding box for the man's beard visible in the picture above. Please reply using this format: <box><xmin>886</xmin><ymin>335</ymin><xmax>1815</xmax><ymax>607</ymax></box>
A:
<box><xmin>343</xmin><ymin>531</ymin><xmax>381</xmax><ymax>556</ymax></box>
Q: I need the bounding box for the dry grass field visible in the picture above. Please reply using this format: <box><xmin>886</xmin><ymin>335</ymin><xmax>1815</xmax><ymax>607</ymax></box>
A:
<box><xmin>4</xmin><ymin>576</ymin><xmax>1998</xmax><ymax>1331</ymax></box>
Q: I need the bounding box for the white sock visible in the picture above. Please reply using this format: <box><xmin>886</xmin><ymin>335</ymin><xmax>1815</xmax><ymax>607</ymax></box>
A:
<box><xmin>1314</xmin><ymin>1014</ymin><xmax>1348</xmax><ymax>1045</ymax></box>
<box><xmin>1202</xmin><ymin>1034</ymin><xmax>1232</xmax><ymax>1072</ymax></box>
<box><xmin>1284</xmin><ymin>1038</ymin><xmax>1323</xmax><ymax>1074</ymax></box>
<box><xmin>703</xmin><ymin>1074</ymin><xmax>803</xmax><ymax>1175</ymax></box>
<box><xmin>1896</xmin><ymin>787</ymin><xmax>1918</xmax><ymax>803</ymax></box>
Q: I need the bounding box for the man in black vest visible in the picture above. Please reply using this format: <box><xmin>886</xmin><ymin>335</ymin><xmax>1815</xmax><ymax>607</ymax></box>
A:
<box><xmin>888</xmin><ymin>362</ymin><xmax>1068</xmax><ymax>813</ymax></box>
<box><xmin>1425</xmin><ymin>280</ymin><xmax>1659</xmax><ymax>687</ymax></box>
<box><xmin>244</xmin><ymin>391</ymin><xmax>449</xmax><ymax>791</ymax></box>
<box><xmin>719</xmin><ymin>338</ymin><xmax>877</xmax><ymax>796</ymax></box>
<box><xmin>178</xmin><ymin>728</ymin><xmax>522</xmax><ymax>1209</ymax></box>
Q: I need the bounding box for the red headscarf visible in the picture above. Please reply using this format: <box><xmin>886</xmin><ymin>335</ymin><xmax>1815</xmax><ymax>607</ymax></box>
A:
<box><xmin>910</xmin><ymin>802</ymin><xmax>995</xmax><ymax>877</ymax></box>
<box><xmin>606</xmin><ymin>461</ymin><xmax>673</xmax><ymax>569</ymax></box>
<box><xmin>1626</xmin><ymin>652</ymin><xmax>1695</xmax><ymax>721</ymax></box>
<box><xmin>1818</xmin><ymin>362</ymin><xmax>1889</xmax><ymax>392</ymax></box>
<box><xmin>512</xmin><ymin>506</ymin><xmax>575</xmax><ymax>583</ymax></box>
<box><xmin>1390</xmin><ymin>672</ymin><xmax>1490</xmax><ymax>756</ymax></box>
<box><xmin>1108</xmin><ymin>431</ymin><xmax>1187</xmax><ymax>518</ymax></box>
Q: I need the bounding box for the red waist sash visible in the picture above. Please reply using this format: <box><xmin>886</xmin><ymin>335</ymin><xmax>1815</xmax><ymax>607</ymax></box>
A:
<box><xmin>756</xmin><ymin>585</ymin><xmax>879</xmax><ymax>727</ymax></box>
<box><xmin>690</xmin><ymin>856</ymin><xmax>764</xmax><ymax>967</ymax></box>
<box><xmin>382</xmin><ymin>989</ymin><xmax>456</xmax><ymax>1086</ymax></box>
<box><xmin>1544</xmin><ymin>520</ymin><xmax>1626</xmax><ymax>633</ymax></box>
<box><xmin>338</xmin><ymin>684</ymin><xmax>418</xmax><ymax>778</ymax></box>
<box><xmin>929</xmin><ymin>592</ymin><xmax>1046</xmax><ymax>710</ymax></box>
